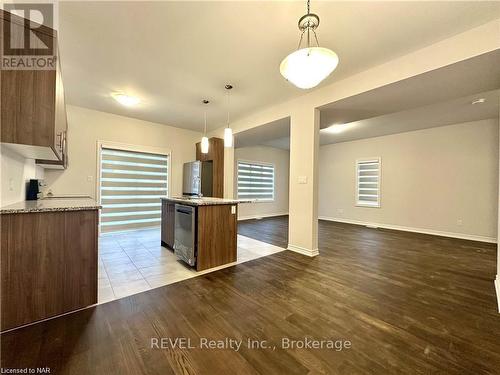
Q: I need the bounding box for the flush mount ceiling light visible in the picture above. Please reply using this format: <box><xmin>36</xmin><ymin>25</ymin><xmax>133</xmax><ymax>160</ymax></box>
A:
<box><xmin>224</xmin><ymin>84</ymin><xmax>233</xmax><ymax>148</ymax></box>
<box><xmin>111</xmin><ymin>93</ymin><xmax>140</xmax><ymax>106</ymax></box>
<box><xmin>471</xmin><ymin>98</ymin><xmax>486</xmax><ymax>105</ymax></box>
<box><xmin>201</xmin><ymin>100</ymin><xmax>210</xmax><ymax>154</ymax></box>
<box><xmin>280</xmin><ymin>0</ymin><xmax>339</xmax><ymax>89</ymax></box>
<box><xmin>321</xmin><ymin>123</ymin><xmax>349</xmax><ymax>134</ymax></box>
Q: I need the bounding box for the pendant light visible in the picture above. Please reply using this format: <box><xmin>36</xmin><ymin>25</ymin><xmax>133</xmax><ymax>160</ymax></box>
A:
<box><xmin>201</xmin><ymin>100</ymin><xmax>210</xmax><ymax>154</ymax></box>
<box><xmin>280</xmin><ymin>0</ymin><xmax>339</xmax><ymax>89</ymax></box>
<box><xmin>224</xmin><ymin>84</ymin><xmax>233</xmax><ymax>148</ymax></box>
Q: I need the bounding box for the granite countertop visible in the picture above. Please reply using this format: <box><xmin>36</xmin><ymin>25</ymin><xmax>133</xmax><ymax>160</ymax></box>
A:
<box><xmin>0</xmin><ymin>197</ymin><xmax>102</xmax><ymax>214</ymax></box>
<box><xmin>162</xmin><ymin>197</ymin><xmax>250</xmax><ymax>206</ymax></box>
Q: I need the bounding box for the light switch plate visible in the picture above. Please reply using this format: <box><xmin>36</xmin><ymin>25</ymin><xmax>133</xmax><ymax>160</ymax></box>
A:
<box><xmin>298</xmin><ymin>176</ymin><xmax>307</xmax><ymax>184</ymax></box>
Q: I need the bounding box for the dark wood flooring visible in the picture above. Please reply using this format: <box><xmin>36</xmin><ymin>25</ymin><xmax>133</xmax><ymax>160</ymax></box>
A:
<box><xmin>2</xmin><ymin>217</ymin><xmax>499</xmax><ymax>374</ymax></box>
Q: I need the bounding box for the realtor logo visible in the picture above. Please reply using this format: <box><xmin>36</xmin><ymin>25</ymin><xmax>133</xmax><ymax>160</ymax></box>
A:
<box><xmin>2</xmin><ymin>2</ymin><xmax>57</xmax><ymax>70</ymax></box>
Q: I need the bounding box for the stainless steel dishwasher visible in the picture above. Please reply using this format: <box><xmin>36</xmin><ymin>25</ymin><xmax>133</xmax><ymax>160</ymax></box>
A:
<box><xmin>174</xmin><ymin>204</ymin><xmax>196</xmax><ymax>266</ymax></box>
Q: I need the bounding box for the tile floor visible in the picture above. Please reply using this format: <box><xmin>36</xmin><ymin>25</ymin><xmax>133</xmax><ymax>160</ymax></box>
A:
<box><xmin>98</xmin><ymin>227</ymin><xmax>285</xmax><ymax>303</ymax></box>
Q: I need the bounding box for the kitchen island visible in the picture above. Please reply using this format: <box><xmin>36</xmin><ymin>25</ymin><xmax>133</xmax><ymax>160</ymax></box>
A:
<box><xmin>161</xmin><ymin>197</ymin><xmax>240</xmax><ymax>271</ymax></box>
<box><xmin>0</xmin><ymin>198</ymin><xmax>100</xmax><ymax>331</ymax></box>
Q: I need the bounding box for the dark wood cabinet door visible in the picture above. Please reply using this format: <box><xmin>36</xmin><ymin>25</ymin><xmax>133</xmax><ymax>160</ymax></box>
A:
<box><xmin>1</xmin><ymin>212</ymin><xmax>65</xmax><ymax>331</ymax></box>
<box><xmin>0</xmin><ymin>210</ymin><xmax>98</xmax><ymax>331</ymax></box>
<box><xmin>62</xmin><ymin>210</ymin><xmax>98</xmax><ymax>311</ymax></box>
<box><xmin>196</xmin><ymin>204</ymin><xmax>237</xmax><ymax>271</ymax></box>
<box><xmin>1</xmin><ymin>11</ymin><xmax>67</xmax><ymax>163</ymax></box>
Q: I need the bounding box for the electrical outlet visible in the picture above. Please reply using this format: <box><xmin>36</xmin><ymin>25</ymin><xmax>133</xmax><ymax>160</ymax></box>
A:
<box><xmin>231</xmin><ymin>205</ymin><xmax>236</xmax><ymax>214</ymax></box>
<box><xmin>457</xmin><ymin>219</ymin><xmax>463</xmax><ymax>226</ymax></box>
<box><xmin>298</xmin><ymin>176</ymin><xmax>307</xmax><ymax>184</ymax></box>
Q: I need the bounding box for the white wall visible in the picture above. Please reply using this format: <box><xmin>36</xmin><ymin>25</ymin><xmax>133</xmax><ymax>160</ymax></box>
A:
<box><xmin>1</xmin><ymin>146</ymin><xmax>44</xmax><ymax>206</ymax></box>
<box><xmin>43</xmin><ymin>105</ymin><xmax>201</xmax><ymax>199</ymax></box>
<box><xmin>234</xmin><ymin>146</ymin><xmax>289</xmax><ymax>220</ymax></box>
<box><xmin>319</xmin><ymin>119</ymin><xmax>499</xmax><ymax>242</ymax></box>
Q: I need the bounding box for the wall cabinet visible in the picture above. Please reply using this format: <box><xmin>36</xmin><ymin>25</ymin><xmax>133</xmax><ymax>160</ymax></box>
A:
<box><xmin>0</xmin><ymin>10</ymin><xmax>68</xmax><ymax>168</ymax></box>
<box><xmin>195</xmin><ymin>137</ymin><xmax>224</xmax><ymax>198</ymax></box>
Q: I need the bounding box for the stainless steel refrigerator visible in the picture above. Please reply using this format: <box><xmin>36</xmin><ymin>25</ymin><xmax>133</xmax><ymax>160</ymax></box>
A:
<box><xmin>182</xmin><ymin>161</ymin><xmax>213</xmax><ymax>197</ymax></box>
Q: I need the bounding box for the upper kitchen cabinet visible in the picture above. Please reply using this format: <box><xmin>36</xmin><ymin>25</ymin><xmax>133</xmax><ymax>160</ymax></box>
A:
<box><xmin>0</xmin><ymin>10</ymin><xmax>68</xmax><ymax>165</ymax></box>
<box><xmin>196</xmin><ymin>137</ymin><xmax>224</xmax><ymax>198</ymax></box>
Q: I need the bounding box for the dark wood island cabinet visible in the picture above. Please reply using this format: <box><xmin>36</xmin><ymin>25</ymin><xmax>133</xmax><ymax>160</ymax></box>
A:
<box><xmin>161</xmin><ymin>197</ymin><xmax>239</xmax><ymax>271</ymax></box>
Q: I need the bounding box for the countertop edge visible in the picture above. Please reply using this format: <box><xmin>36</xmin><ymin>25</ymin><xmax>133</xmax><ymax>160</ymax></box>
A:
<box><xmin>161</xmin><ymin>197</ymin><xmax>245</xmax><ymax>206</ymax></box>
<box><xmin>1</xmin><ymin>206</ymin><xmax>102</xmax><ymax>215</ymax></box>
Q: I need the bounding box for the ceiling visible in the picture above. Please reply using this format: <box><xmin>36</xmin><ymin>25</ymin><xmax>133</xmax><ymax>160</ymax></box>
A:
<box><xmin>234</xmin><ymin>51</ymin><xmax>500</xmax><ymax>149</ymax></box>
<box><xmin>58</xmin><ymin>1</ymin><xmax>500</xmax><ymax>131</ymax></box>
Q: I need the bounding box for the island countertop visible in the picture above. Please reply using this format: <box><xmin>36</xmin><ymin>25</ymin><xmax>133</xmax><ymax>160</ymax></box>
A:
<box><xmin>0</xmin><ymin>197</ymin><xmax>102</xmax><ymax>214</ymax></box>
<box><xmin>161</xmin><ymin>197</ymin><xmax>248</xmax><ymax>206</ymax></box>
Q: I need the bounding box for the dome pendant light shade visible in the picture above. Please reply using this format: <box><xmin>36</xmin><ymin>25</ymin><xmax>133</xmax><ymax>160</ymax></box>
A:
<box><xmin>280</xmin><ymin>0</ymin><xmax>339</xmax><ymax>89</ymax></box>
<box><xmin>201</xmin><ymin>100</ymin><xmax>210</xmax><ymax>154</ymax></box>
<box><xmin>224</xmin><ymin>127</ymin><xmax>233</xmax><ymax>148</ymax></box>
<box><xmin>201</xmin><ymin>136</ymin><xmax>209</xmax><ymax>154</ymax></box>
<box><xmin>280</xmin><ymin>47</ymin><xmax>338</xmax><ymax>89</ymax></box>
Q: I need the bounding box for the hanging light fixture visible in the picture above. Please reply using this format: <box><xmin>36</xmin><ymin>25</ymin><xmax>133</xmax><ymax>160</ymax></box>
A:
<box><xmin>280</xmin><ymin>0</ymin><xmax>339</xmax><ymax>89</ymax></box>
<box><xmin>224</xmin><ymin>84</ymin><xmax>233</xmax><ymax>148</ymax></box>
<box><xmin>201</xmin><ymin>100</ymin><xmax>210</xmax><ymax>154</ymax></box>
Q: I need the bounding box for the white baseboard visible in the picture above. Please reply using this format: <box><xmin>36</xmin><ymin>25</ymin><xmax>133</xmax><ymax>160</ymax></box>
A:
<box><xmin>495</xmin><ymin>277</ymin><xmax>500</xmax><ymax>313</ymax></box>
<box><xmin>238</xmin><ymin>212</ymin><xmax>289</xmax><ymax>221</ymax></box>
<box><xmin>318</xmin><ymin>216</ymin><xmax>497</xmax><ymax>244</ymax></box>
<box><xmin>287</xmin><ymin>244</ymin><xmax>319</xmax><ymax>257</ymax></box>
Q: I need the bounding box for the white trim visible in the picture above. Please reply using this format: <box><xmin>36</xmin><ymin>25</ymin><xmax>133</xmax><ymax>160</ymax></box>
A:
<box><xmin>495</xmin><ymin>276</ymin><xmax>500</xmax><ymax>313</ymax></box>
<box><xmin>287</xmin><ymin>244</ymin><xmax>319</xmax><ymax>257</ymax></box>
<box><xmin>319</xmin><ymin>216</ymin><xmax>497</xmax><ymax>244</ymax></box>
<box><xmin>237</xmin><ymin>212</ymin><xmax>289</xmax><ymax>221</ymax></box>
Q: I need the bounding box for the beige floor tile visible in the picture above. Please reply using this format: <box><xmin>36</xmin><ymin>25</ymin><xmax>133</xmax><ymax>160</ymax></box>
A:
<box><xmin>108</xmin><ymin>269</ymin><xmax>144</xmax><ymax>284</ymax></box>
<box><xmin>98</xmin><ymin>286</ymin><xmax>115</xmax><ymax>304</ymax></box>
<box><xmin>138</xmin><ymin>263</ymin><xmax>186</xmax><ymax>278</ymax></box>
<box><xmin>112</xmin><ymin>279</ymin><xmax>150</xmax><ymax>298</ymax></box>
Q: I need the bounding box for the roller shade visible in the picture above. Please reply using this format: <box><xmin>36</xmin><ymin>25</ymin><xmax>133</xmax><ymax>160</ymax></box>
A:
<box><xmin>356</xmin><ymin>159</ymin><xmax>380</xmax><ymax>207</ymax></box>
<box><xmin>100</xmin><ymin>148</ymin><xmax>168</xmax><ymax>232</ymax></box>
<box><xmin>237</xmin><ymin>161</ymin><xmax>274</xmax><ymax>201</ymax></box>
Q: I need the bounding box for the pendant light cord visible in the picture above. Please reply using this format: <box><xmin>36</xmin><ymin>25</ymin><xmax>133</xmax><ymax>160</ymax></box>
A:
<box><xmin>203</xmin><ymin>109</ymin><xmax>207</xmax><ymax>135</ymax></box>
<box><xmin>307</xmin><ymin>0</ymin><xmax>310</xmax><ymax>14</ymax></box>
<box><xmin>226</xmin><ymin>90</ymin><xmax>230</xmax><ymax>128</ymax></box>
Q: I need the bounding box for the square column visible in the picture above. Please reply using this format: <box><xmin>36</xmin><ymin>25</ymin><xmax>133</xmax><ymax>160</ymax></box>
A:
<box><xmin>288</xmin><ymin>107</ymin><xmax>320</xmax><ymax>256</ymax></box>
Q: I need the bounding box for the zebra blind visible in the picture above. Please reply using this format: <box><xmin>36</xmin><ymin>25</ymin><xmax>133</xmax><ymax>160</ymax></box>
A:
<box><xmin>100</xmin><ymin>148</ymin><xmax>168</xmax><ymax>232</ymax></box>
<box><xmin>237</xmin><ymin>161</ymin><xmax>274</xmax><ymax>201</ymax></box>
<box><xmin>356</xmin><ymin>158</ymin><xmax>380</xmax><ymax>207</ymax></box>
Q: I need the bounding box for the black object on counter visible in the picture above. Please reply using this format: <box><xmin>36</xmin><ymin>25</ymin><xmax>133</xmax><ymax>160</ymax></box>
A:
<box><xmin>26</xmin><ymin>179</ymin><xmax>40</xmax><ymax>201</ymax></box>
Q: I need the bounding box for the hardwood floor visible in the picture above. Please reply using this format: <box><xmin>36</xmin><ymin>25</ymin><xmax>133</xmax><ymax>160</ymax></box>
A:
<box><xmin>1</xmin><ymin>217</ymin><xmax>499</xmax><ymax>374</ymax></box>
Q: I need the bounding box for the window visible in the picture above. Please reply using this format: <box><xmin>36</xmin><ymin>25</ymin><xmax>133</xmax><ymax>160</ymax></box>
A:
<box><xmin>356</xmin><ymin>158</ymin><xmax>380</xmax><ymax>207</ymax></box>
<box><xmin>99</xmin><ymin>147</ymin><xmax>168</xmax><ymax>232</ymax></box>
<box><xmin>237</xmin><ymin>160</ymin><xmax>275</xmax><ymax>201</ymax></box>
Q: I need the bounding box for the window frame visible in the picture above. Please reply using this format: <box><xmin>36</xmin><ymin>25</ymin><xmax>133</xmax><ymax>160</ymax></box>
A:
<box><xmin>236</xmin><ymin>159</ymin><xmax>276</xmax><ymax>202</ymax></box>
<box><xmin>355</xmin><ymin>157</ymin><xmax>381</xmax><ymax>208</ymax></box>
